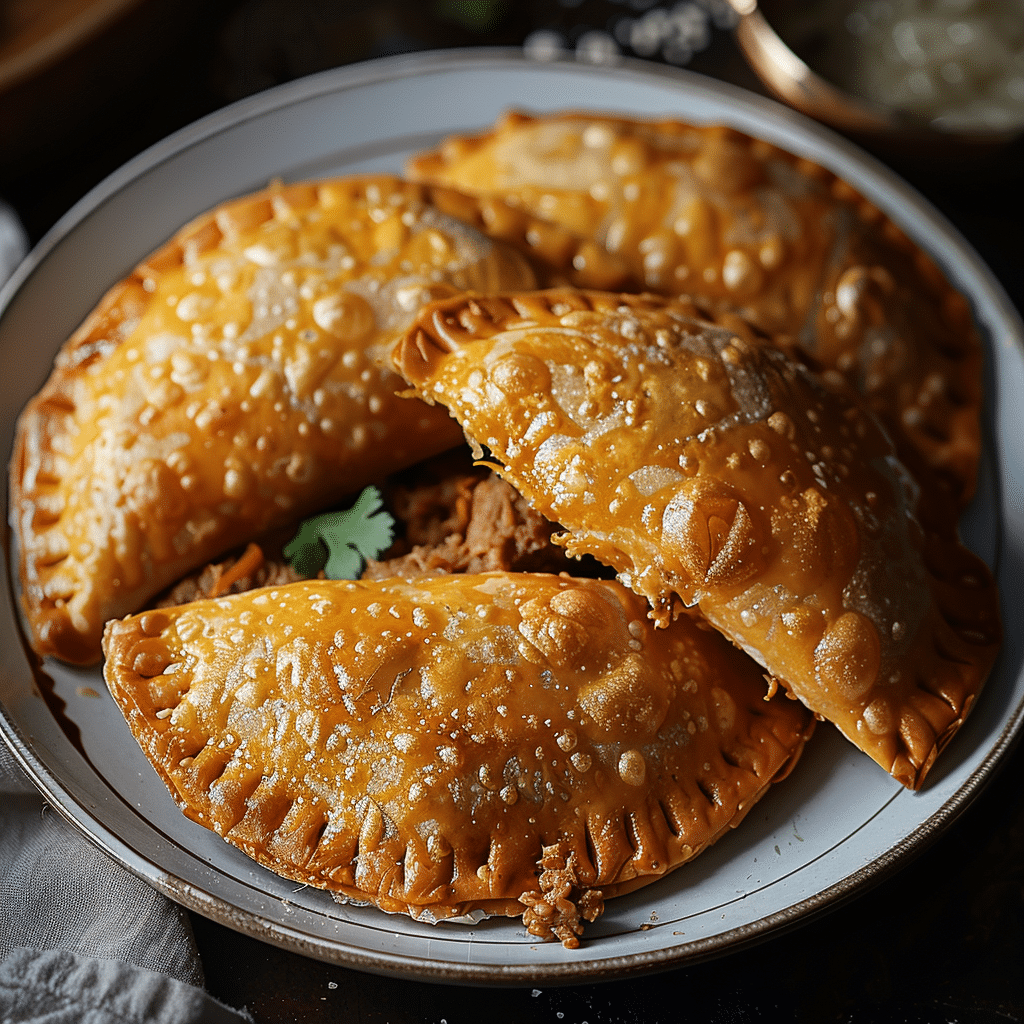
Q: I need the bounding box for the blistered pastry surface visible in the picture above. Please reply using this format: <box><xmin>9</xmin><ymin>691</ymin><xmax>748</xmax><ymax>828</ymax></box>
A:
<box><xmin>102</xmin><ymin>573</ymin><xmax>813</xmax><ymax>923</ymax></box>
<box><xmin>396</xmin><ymin>289</ymin><xmax>1001</xmax><ymax>788</ymax></box>
<box><xmin>407</xmin><ymin>111</ymin><xmax>984</xmax><ymax>505</ymax></box>
<box><xmin>10</xmin><ymin>176</ymin><xmax>538</xmax><ymax>664</ymax></box>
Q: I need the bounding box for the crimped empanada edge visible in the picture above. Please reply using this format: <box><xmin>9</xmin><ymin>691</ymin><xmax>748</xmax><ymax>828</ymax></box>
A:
<box><xmin>391</xmin><ymin>287</ymin><xmax>1001</xmax><ymax>792</ymax></box>
<box><xmin>101</xmin><ymin>579</ymin><xmax>815</xmax><ymax>931</ymax></box>
<box><xmin>10</xmin><ymin>175</ymin><xmax>546</xmax><ymax>665</ymax></box>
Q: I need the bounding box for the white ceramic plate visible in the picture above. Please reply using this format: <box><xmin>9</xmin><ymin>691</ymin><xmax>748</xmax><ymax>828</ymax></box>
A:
<box><xmin>1</xmin><ymin>50</ymin><xmax>1022</xmax><ymax>985</ymax></box>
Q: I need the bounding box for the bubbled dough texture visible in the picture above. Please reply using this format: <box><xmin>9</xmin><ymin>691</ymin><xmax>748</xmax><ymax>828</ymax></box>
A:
<box><xmin>11</xmin><ymin>176</ymin><xmax>538</xmax><ymax>664</ymax></box>
<box><xmin>102</xmin><ymin>573</ymin><xmax>813</xmax><ymax>920</ymax></box>
<box><xmin>407</xmin><ymin>111</ymin><xmax>983</xmax><ymax>505</ymax></box>
<box><xmin>397</xmin><ymin>290</ymin><xmax>1001</xmax><ymax>788</ymax></box>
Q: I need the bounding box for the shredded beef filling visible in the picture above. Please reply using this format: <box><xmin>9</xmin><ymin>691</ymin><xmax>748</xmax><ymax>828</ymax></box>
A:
<box><xmin>157</xmin><ymin>538</ymin><xmax>303</xmax><ymax>607</ymax></box>
<box><xmin>156</xmin><ymin>448</ymin><xmax>601</xmax><ymax>607</ymax></box>
<box><xmin>363</xmin><ymin>458</ymin><xmax>575</xmax><ymax>580</ymax></box>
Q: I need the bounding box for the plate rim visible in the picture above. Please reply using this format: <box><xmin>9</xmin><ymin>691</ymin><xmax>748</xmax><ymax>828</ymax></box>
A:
<box><xmin>2</xmin><ymin>46</ymin><xmax>1023</xmax><ymax>986</ymax></box>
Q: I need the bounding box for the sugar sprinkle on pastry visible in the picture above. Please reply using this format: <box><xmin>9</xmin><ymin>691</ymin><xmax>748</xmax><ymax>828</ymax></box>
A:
<box><xmin>10</xmin><ymin>176</ymin><xmax>537</xmax><ymax>664</ymax></box>
<box><xmin>102</xmin><ymin>573</ymin><xmax>814</xmax><ymax>945</ymax></box>
<box><xmin>395</xmin><ymin>288</ymin><xmax>1001</xmax><ymax>789</ymax></box>
<box><xmin>408</xmin><ymin>111</ymin><xmax>984</xmax><ymax>508</ymax></box>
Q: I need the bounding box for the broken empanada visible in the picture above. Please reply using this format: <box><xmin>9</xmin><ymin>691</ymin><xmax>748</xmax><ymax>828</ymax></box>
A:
<box><xmin>407</xmin><ymin>111</ymin><xmax>984</xmax><ymax>506</ymax></box>
<box><xmin>10</xmin><ymin>176</ymin><xmax>538</xmax><ymax>665</ymax></box>
<box><xmin>102</xmin><ymin>572</ymin><xmax>814</xmax><ymax>945</ymax></box>
<box><xmin>396</xmin><ymin>289</ymin><xmax>1002</xmax><ymax>789</ymax></box>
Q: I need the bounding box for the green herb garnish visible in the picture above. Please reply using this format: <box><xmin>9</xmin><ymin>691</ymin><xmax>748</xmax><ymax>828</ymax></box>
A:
<box><xmin>283</xmin><ymin>486</ymin><xmax>395</xmax><ymax>580</ymax></box>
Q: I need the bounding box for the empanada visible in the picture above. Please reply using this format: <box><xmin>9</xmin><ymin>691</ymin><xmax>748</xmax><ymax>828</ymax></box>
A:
<box><xmin>395</xmin><ymin>289</ymin><xmax>1002</xmax><ymax>789</ymax></box>
<box><xmin>407</xmin><ymin>111</ymin><xmax>984</xmax><ymax>506</ymax></box>
<box><xmin>102</xmin><ymin>572</ymin><xmax>814</xmax><ymax>945</ymax></box>
<box><xmin>10</xmin><ymin>176</ymin><xmax>539</xmax><ymax>665</ymax></box>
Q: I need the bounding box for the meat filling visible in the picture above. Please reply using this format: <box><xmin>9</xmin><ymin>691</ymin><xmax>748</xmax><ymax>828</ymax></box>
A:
<box><xmin>156</xmin><ymin>449</ymin><xmax>593</xmax><ymax>606</ymax></box>
<box><xmin>364</xmin><ymin>459</ymin><xmax>575</xmax><ymax>580</ymax></box>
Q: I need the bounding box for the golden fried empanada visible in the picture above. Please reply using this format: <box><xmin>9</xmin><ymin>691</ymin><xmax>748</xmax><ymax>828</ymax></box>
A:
<box><xmin>102</xmin><ymin>572</ymin><xmax>814</xmax><ymax>945</ymax></box>
<box><xmin>408</xmin><ymin>111</ymin><xmax>983</xmax><ymax>505</ymax></box>
<box><xmin>396</xmin><ymin>290</ymin><xmax>1002</xmax><ymax>789</ymax></box>
<box><xmin>10</xmin><ymin>176</ymin><xmax>539</xmax><ymax>665</ymax></box>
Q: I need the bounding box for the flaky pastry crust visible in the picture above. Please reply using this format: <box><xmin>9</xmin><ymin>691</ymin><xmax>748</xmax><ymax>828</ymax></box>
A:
<box><xmin>102</xmin><ymin>573</ymin><xmax>813</xmax><ymax>938</ymax></box>
<box><xmin>396</xmin><ymin>289</ymin><xmax>1001</xmax><ymax>789</ymax></box>
<box><xmin>407</xmin><ymin>111</ymin><xmax>984</xmax><ymax>506</ymax></box>
<box><xmin>10</xmin><ymin>176</ymin><xmax>538</xmax><ymax>664</ymax></box>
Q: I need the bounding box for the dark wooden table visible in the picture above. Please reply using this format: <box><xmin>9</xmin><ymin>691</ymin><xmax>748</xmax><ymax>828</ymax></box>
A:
<box><xmin>3</xmin><ymin>3</ymin><xmax>1021</xmax><ymax>1021</ymax></box>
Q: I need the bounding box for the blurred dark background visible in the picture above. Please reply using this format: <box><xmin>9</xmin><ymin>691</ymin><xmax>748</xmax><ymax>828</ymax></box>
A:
<box><xmin>3</xmin><ymin>0</ymin><xmax>1019</xmax><ymax>293</ymax></box>
<box><xmin>1</xmin><ymin>0</ymin><xmax>749</xmax><ymax>239</ymax></box>
<box><xmin>1</xmin><ymin>2</ymin><xmax>1021</xmax><ymax>1021</ymax></box>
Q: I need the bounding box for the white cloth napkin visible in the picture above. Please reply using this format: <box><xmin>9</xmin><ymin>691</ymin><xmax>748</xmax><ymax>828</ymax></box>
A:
<box><xmin>0</xmin><ymin>742</ymin><xmax>205</xmax><ymax>984</ymax></box>
<box><xmin>0</xmin><ymin>740</ymin><xmax>252</xmax><ymax>1022</ymax></box>
<box><xmin>0</xmin><ymin>203</ymin><xmax>251</xmax><ymax>1023</ymax></box>
<box><xmin>0</xmin><ymin>948</ymin><xmax>248</xmax><ymax>1024</ymax></box>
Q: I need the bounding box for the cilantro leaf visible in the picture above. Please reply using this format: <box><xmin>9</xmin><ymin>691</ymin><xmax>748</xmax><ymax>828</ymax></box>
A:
<box><xmin>283</xmin><ymin>486</ymin><xmax>395</xmax><ymax>580</ymax></box>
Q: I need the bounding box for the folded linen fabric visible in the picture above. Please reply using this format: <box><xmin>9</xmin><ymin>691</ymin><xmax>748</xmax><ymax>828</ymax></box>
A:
<box><xmin>0</xmin><ymin>948</ymin><xmax>250</xmax><ymax>1024</ymax></box>
<box><xmin>0</xmin><ymin>743</ymin><xmax>249</xmax><ymax>1022</ymax></box>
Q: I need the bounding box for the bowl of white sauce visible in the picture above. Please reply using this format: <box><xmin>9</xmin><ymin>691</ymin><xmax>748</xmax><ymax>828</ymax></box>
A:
<box><xmin>729</xmin><ymin>0</ymin><xmax>1024</xmax><ymax>161</ymax></box>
